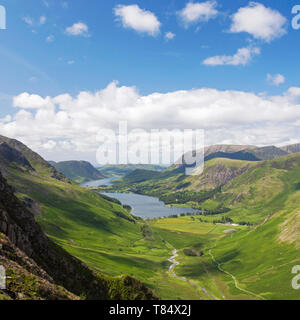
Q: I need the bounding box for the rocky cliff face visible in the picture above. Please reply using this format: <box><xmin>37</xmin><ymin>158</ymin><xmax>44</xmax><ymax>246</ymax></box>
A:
<box><xmin>0</xmin><ymin>172</ymin><xmax>155</xmax><ymax>300</ymax></box>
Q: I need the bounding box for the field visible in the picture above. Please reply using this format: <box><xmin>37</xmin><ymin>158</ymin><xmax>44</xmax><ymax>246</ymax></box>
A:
<box><xmin>149</xmin><ymin>213</ymin><xmax>300</xmax><ymax>300</ymax></box>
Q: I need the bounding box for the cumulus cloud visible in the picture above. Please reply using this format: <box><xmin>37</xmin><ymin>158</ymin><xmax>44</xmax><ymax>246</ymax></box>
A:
<box><xmin>65</xmin><ymin>22</ymin><xmax>89</xmax><ymax>36</ymax></box>
<box><xmin>1</xmin><ymin>81</ymin><xmax>300</xmax><ymax>162</ymax></box>
<box><xmin>267</xmin><ymin>74</ymin><xmax>285</xmax><ymax>86</ymax></box>
<box><xmin>287</xmin><ymin>87</ymin><xmax>300</xmax><ymax>97</ymax></box>
<box><xmin>230</xmin><ymin>2</ymin><xmax>287</xmax><ymax>42</ymax></box>
<box><xmin>114</xmin><ymin>4</ymin><xmax>161</xmax><ymax>36</ymax></box>
<box><xmin>165</xmin><ymin>32</ymin><xmax>176</xmax><ymax>40</ymax></box>
<box><xmin>13</xmin><ymin>92</ymin><xmax>54</xmax><ymax>109</ymax></box>
<box><xmin>179</xmin><ymin>1</ymin><xmax>218</xmax><ymax>26</ymax></box>
<box><xmin>203</xmin><ymin>47</ymin><xmax>260</xmax><ymax>66</ymax></box>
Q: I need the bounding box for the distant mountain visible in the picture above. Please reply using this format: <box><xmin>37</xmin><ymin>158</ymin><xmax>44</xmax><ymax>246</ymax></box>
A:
<box><xmin>52</xmin><ymin>160</ymin><xmax>105</xmax><ymax>183</ymax></box>
<box><xmin>178</xmin><ymin>144</ymin><xmax>292</xmax><ymax>165</ymax></box>
<box><xmin>280</xmin><ymin>143</ymin><xmax>300</xmax><ymax>154</ymax></box>
<box><xmin>204</xmin><ymin>144</ymin><xmax>256</xmax><ymax>157</ymax></box>
<box><xmin>249</xmin><ymin>145</ymin><xmax>288</xmax><ymax>160</ymax></box>
<box><xmin>122</xmin><ymin>169</ymin><xmax>162</xmax><ymax>184</ymax></box>
<box><xmin>98</xmin><ymin>164</ymin><xmax>166</xmax><ymax>177</ymax></box>
<box><xmin>48</xmin><ymin>160</ymin><xmax>57</xmax><ymax>166</ymax></box>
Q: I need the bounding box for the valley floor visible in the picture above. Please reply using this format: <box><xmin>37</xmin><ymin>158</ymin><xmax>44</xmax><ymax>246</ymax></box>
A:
<box><xmin>48</xmin><ymin>210</ymin><xmax>300</xmax><ymax>300</ymax></box>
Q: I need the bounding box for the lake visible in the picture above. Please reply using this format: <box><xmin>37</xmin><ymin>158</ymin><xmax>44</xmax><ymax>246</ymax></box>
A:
<box><xmin>81</xmin><ymin>177</ymin><xmax>199</xmax><ymax>219</ymax></box>
<box><xmin>81</xmin><ymin>177</ymin><xmax>120</xmax><ymax>187</ymax></box>
<box><xmin>102</xmin><ymin>192</ymin><xmax>199</xmax><ymax>219</ymax></box>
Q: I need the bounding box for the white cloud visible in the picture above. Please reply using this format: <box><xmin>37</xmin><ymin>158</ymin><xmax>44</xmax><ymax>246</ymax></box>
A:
<box><xmin>230</xmin><ymin>2</ymin><xmax>287</xmax><ymax>42</ymax></box>
<box><xmin>23</xmin><ymin>17</ymin><xmax>34</xmax><ymax>26</ymax></box>
<box><xmin>267</xmin><ymin>74</ymin><xmax>285</xmax><ymax>86</ymax></box>
<box><xmin>65</xmin><ymin>22</ymin><xmax>89</xmax><ymax>36</ymax></box>
<box><xmin>179</xmin><ymin>1</ymin><xmax>218</xmax><ymax>26</ymax></box>
<box><xmin>67</xmin><ymin>60</ymin><xmax>75</xmax><ymax>65</ymax></box>
<box><xmin>0</xmin><ymin>115</ymin><xmax>11</xmax><ymax>123</ymax></box>
<box><xmin>2</xmin><ymin>82</ymin><xmax>300</xmax><ymax>162</ymax></box>
<box><xmin>203</xmin><ymin>47</ymin><xmax>260</xmax><ymax>66</ymax></box>
<box><xmin>114</xmin><ymin>4</ymin><xmax>161</xmax><ymax>36</ymax></box>
<box><xmin>13</xmin><ymin>92</ymin><xmax>54</xmax><ymax>109</ymax></box>
<box><xmin>46</xmin><ymin>35</ymin><xmax>54</xmax><ymax>43</ymax></box>
<box><xmin>287</xmin><ymin>87</ymin><xmax>300</xmax><ymax>97</ymax></box>
<box><xmin>39</xmin><ymin>16</ymin><xmax>46</xmax><ymax>25</ymax></box>
<box><xmin>165</xmin><ymin>32</ymin><xmax>176</xmax><ymax>40</ymax></box>
<box><xmin>42</xmin><ymin>140</ymin><xmax>56</xmax><ymax>150</ymax></box>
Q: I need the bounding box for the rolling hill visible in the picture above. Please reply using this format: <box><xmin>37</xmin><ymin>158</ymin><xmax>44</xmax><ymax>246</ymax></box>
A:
<box><xmin>98</xmin><ymin>164</ymin><xmax>166</xmax><ymax>177</ymax></box>
<box><xmin>51</xmin><ymin>160</ymin><xmax>105</xmax><ymax>183</ymax></box>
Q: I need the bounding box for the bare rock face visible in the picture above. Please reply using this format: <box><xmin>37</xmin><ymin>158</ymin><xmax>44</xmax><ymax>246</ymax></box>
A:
<box><xmin>0</xmin><ymin>173</ymin><xmax>48</xmax><ymax>257</ymax></box>
<box><xmin>203</xmin><ymin>163</ymin><xmax>250</xmax><ymax>188</ymax></box>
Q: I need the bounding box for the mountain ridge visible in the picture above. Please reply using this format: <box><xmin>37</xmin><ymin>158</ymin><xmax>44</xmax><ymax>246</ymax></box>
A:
<box><xmin>51</xmin><ymin>160</ymin><xmax>105</xmax><ymax>183</ymax></box>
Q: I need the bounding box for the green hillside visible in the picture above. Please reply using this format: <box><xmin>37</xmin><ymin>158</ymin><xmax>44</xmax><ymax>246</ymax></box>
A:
<box><xmin>0</xmin><ymin>136</ymin><xmax>208</xmax><ymax>299</ymax></box>
<box><xmin>179</xmin><ymin>144</ymin><xmax>290</xmax><ymax>165</ymax></box>
<box><xmin>0</xmin><ymin>137</ymin><xmax>158</xmax><ymax>299</ymax></box>
<box><xmin>1</xmin><ymin>135</ymin><xmax>299</xmax><ymax>299</ymax></box>
<box><xmin>51</xmin><ymin>160</ymin><xmax>105</xmax><ymax>183</ymax></box>
<box><xmin>98</xmin><ymin>164</ymin><xmax>166</xmax><ymax>177</ymax></box>
<box><xmin>0</xmin><ymin>169</ymin><xmax>155</xmax><ymax>300</ymax></box>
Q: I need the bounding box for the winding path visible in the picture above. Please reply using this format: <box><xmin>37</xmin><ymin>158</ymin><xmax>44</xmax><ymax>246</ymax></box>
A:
<box><xmin>167</xmin><ymin>248</ymin><xmax>218</xmax><ymax>300</ymax></box>
<box><xmin>208</xmin><ymin>244</ymin><xmax>266</xmax><ymax>300</ymax></box>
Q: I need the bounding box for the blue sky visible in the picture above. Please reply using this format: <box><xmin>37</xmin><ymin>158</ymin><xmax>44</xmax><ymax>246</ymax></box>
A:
<box><xmin>0</xmin><ymin>1</ymin><xmax>300</xmax><ymax>162</ymax></box>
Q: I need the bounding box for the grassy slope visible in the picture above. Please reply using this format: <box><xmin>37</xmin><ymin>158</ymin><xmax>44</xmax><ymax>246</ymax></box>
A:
<box><xmin>3</xmin><ymin>135</ymin><xmax>299</xmax><ymax>299</ymax></box>
<box><xmin>52</xmin><ymin>160</ymin><xmax>104</xmax><ymax>183</ymax></box>
<box><xmin>98</xmin><ymin>164</ymin><xmax>166</xmax><ymax>177</ymax></box>
<box><xmin>4</xmin><ymin>166</ymin><xmax>205</xmax><ymax>299</ymax></box>
<box><xmin>150</xmin><ymin>213</ymin><xmax>300</xmax><ymax>300</ymax></box>
<box><xmin>101</xmin><ymin>154</ymin><xmax>300</xmax><ymax>299</ymax></box>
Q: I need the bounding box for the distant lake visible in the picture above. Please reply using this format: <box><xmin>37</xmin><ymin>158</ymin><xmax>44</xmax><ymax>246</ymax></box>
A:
<box><xmin>82</xmin><ymin>177</ymin><xmax>199</xmax><ymax>219</ymax></box>
<box><xmin>102</xmin><ymin>192</ymin><xmax>199</xmax><ymax>219</ymax></box>
<box><xmin>81</xmin><ymin>177</ymin><xmax>120</xmax><ymax>187</ymax></box>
